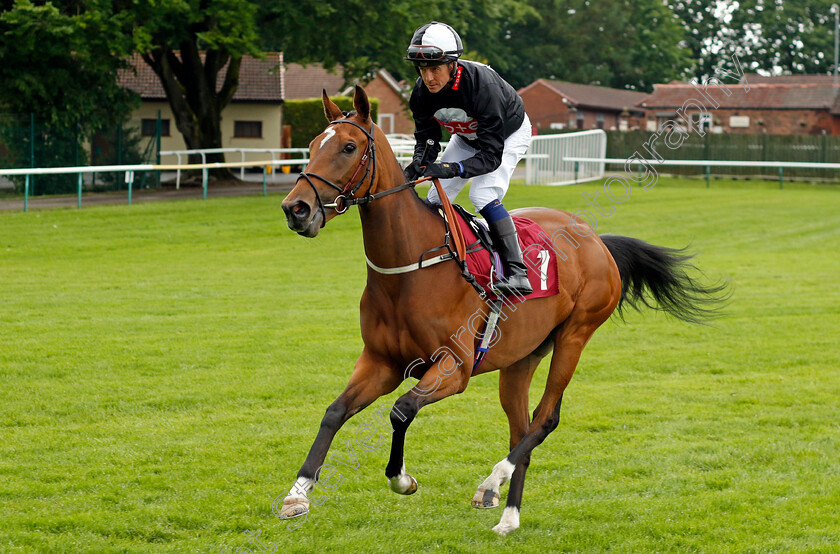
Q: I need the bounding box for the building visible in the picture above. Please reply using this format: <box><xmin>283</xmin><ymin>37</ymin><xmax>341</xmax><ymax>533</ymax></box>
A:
<box><xmin>119</xmin><ymin>55</ymin><xmax>413</xmax><ymax>156</ymax></box>
<box><xmin>283</xmin><ymin>62</ymin><xmax>346</xmax><ymax>100</ymax></box>
<box><xmin>518</xmin><ymin>79</ymin><xmax>648</xmax><ymax>132</ymax></box>
<box><xmin>286</xmin><ymin>64</ymin><xmax>412</xmax><ymax>135</ymax></box>
<box><xmin>119</xmin><ymin>53</ymin><xmax>284</xmax><ymax>153</ymax></box>
<box><xmin>637</xmin><ymin>75</ymin><xmax>840</xmax><ymax>135</ymax></box>
<box><xmin>344</xmin><ymin>69</ymin><xmax>413</xmax><ymax>135</ymax></box>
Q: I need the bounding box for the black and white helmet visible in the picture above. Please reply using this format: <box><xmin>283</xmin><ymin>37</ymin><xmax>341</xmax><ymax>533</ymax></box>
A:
<box><xmin>405</xmin><ymin>21</ymin><xmax>463</xmax><ymax>67</ymax></box>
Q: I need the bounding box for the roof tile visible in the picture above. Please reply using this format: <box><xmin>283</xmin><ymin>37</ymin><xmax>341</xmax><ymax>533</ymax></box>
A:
<box><xmin>640</xmin><ymin>78</ymin><xmax>840</xmax><ymax>110</ymax></box>
<box><xmin>120</xmin><ymin>53</ymin><xmax>283</xmax><ymax>103</ymax></box>
<box><xmin>283</xmin><ymin>63</ymin><xmax>346</xmax><ymax>100</ymax></box>
<box><xmin>523</xmin><ymin>79</ymin><xmax>648</xmax><ymax>113</ymax></box>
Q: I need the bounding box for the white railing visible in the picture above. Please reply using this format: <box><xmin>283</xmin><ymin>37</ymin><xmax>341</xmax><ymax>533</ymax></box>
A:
<box><xmin>159</xmin><ymin>147</ymin><xmax>309</xmax><ymax>189</ymax></box>
<box><xmin>526</xmin><ymin>130</ymin><xmax>607</xmax><ymax>186</ymax></box>
<box><xmin>0</xmin><ymin>159</ymin><xmax>306</xmax><ymax>211</ymax></box>
<box><xmin>563</xmin><ymin>156</ymin><xmax>840</xmax><ymax>188</ymax></box>
<box><xmin>386</xmin><ymin>134</ymin><xmax>450</xmax><ymax>165</ymax></box>
<box><xmin>160</xmin><ymin>138</ymin><xmax>442</xmax><ymax>186</ymax></box>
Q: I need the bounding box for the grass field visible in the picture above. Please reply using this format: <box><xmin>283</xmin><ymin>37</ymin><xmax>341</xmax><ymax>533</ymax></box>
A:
<box><xmin>1</xmin><ymin>177</ymin><xmax>839</xmax><ymax>553</ymax></box>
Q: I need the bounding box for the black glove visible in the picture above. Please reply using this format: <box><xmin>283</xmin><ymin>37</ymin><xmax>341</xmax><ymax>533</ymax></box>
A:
<box><xmin>403</xmin><ymin>159</ymin><xmax>424</xmax><ymax>181</ymax></box>
<box><xmin>423</xmin><ymin>162</ymin><xmax>463</xmax><ymax>180</ymax></box>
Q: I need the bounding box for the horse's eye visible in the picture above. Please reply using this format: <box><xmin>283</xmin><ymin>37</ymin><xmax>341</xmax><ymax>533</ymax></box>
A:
<box><xmin>343</xmin><ymin>143</ymin><xmax>356</xmax><ymax>154</ymax></box>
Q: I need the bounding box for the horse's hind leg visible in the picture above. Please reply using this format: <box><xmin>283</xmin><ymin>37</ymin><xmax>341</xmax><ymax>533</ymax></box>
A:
<box><xmin>472</xmin><ymin>354</ymin><xmax>540</xmax><ymax>510</ymax></box>
<box><xmin>479</xmin><ymin>315</ymin><xmax>605</xmax><ymax>535</ymax></box>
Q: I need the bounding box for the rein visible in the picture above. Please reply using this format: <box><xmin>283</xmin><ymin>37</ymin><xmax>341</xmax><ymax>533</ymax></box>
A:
<box><xmin>296</xmin><ymin>118</ymin><xmax>464</xmax><ymax>277</ymax></box>
<box><xmin>296</xmin><ymin>118</ymin><xmax>414</xmax><ymax>227</ymax></box>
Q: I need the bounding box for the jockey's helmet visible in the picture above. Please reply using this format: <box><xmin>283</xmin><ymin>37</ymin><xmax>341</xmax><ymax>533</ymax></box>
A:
<box><xmin>405</xmin><ymin>22</ymin><xmax>463</xmax><ymax>67</ymax></box>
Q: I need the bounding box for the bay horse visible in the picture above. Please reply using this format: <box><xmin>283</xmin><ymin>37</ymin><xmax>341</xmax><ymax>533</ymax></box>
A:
<box><xmin>278</xmin><ymin>85</ymin><xmax>725</xmax><ymax>535</ymax></box>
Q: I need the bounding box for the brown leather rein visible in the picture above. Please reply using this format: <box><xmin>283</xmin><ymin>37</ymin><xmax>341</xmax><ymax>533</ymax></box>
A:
<box><xmin>295</xmin><ymin>118</ymin><xmax>466</xmax><ymax>268</ymax></box>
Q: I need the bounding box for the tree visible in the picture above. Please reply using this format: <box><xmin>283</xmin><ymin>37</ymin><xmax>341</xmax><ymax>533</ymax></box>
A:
<box><xmin>671</xmin><ymin>0</ymin><xmax>839</xmax><ymax>79</ymax></box>
<box><xmin>129</xmin><ymin>0</ymin><xmax>262</xmax><ymax>170</ymax></box>
<box><xmin>499</xmin><ymin>0</ymin><xmax>692</xmax><ymax>91</ymax></box>
<box><xmin>0</xmin><ymin>1</ymin><xmax>136</xmax><ymax>133</ymax></box>
<box><xmin>254</xmin><ymin>0</ymin><xmax>535</xmax><ymax>84</ymax></box>
<box><xmin>1</xmin><ymin>0</ymin><xmax>264</xmax><ymax>179</ymax></box>
<box><xmin>0</xmin><ymin>1</ymin><xmax>138</xmax><ymax>193</ymax></box>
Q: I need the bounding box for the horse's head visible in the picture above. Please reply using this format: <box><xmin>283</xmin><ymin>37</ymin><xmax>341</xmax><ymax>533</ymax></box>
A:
<box><xmin>281</xmin><ymin>85</ymin><xmax>377</xmax><ymax>237</ymax></box>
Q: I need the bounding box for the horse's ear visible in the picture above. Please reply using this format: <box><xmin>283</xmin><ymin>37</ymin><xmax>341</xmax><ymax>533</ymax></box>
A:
<box><xmin>353</xmin><ymin>85</ymin><xmax>371</xmax><ymax>123</ymax></box>
<box><xmin>322</xmin><ymin>89</ymin><xmax>344</xmax><ymax>121</ymax></box>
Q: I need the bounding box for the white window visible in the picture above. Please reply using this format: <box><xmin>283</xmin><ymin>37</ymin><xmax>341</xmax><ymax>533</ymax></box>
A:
<box><xmin>378</xmin><ymin>113</ymin><xmax>395</xmax><ymax>134</ymax></box>
<box><xmin>729</xmin><ymin>115</ymin><xmax>750</xmax><ymax>128</ymax></box>
<box><xmin>691</xmin><ymin>113</ymin><xmax>712</xmax><ymax>132</ymax></box>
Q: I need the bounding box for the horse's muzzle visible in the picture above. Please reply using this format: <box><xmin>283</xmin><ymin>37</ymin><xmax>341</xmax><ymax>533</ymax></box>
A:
<box><xmin>282</xmin><ymin>199</ymin><xmax>322</xmax><ymax>237</ymax></box>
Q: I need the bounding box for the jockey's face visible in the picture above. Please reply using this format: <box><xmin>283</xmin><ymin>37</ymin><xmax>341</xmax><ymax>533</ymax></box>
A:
<box><xmin>419</xmin><ymin>63</ymin><xmax>453</xmax><ymax>93</ymax></box>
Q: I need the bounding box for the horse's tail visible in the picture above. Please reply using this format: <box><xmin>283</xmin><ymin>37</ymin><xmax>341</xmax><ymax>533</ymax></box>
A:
<box><xmin>600</xmin><ymin>234</ymin><xmax>730</xmax><ymax>324</ymax></box>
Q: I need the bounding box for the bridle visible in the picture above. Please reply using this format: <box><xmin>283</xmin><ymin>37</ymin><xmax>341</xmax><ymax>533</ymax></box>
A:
<box><xmin>295</xmin><ymin>117</ymin><xmax>469</xmax><ymax>283</ymax></box>
<box><xmin>296</xmin><ymin>118</ymin><xmax>415</xmax><ymax>227</ymax></box>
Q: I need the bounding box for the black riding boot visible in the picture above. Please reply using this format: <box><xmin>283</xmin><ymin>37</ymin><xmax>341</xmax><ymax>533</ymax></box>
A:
<box><xmin>488</xmin><ymin>215</ymin><xmax>533</xmax><ymax>296</ymax></box>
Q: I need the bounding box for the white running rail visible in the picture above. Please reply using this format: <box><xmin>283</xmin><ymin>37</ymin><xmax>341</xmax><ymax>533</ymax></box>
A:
<box><xmin>563</xmin><ymin>157</ymin><xmax>840</xmax><ymax>169</ymax></box>
<box><xmin>526</xmin><ymin>130</ymin><xmax>607</xmax><ymax>186</ymax></box>
<box><xmin>159</xmin><ymin>147</ymin><xmax>309</xmax><ymax>189</ymax></box>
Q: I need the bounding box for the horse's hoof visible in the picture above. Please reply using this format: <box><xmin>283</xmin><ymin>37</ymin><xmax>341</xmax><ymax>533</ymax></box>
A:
<box><xmin>471</xmin><ymin>487</ymin><xmax>500</xmax><ymax>509</ymax></box>
<box><xmin>492</xmin><ymin>507</ymin><xmax>520</xmax><ymax>535</ymax></box>
<box><xmin>492</xmin><ymin>521</ymin><xmax>517</xmax><ymax>536</ymax></box>
<box><xmin>405</xmin><ymin>475</ymin><xmax>418</xmax><ymax>494</ymax></box>
<box><xmin>276</xmin><ymin>497</ymin><xmax>310</xmax><ymax>519</ymax></box>
<box><xmin>388</xmin><ymin>473</ymin><xmax>418</xmax><ymax>495</ymax></box>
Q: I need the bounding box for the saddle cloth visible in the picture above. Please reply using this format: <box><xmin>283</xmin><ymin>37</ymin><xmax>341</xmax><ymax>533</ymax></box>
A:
<box><xmin>452</xmin><ymin>207</ymin><xmax>560</xmax><ymax>304</ymax></box>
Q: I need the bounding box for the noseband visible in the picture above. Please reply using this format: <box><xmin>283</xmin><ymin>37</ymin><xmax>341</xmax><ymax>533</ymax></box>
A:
<box><xmin>296</xmin><ymin>119</ymin><xmax>416</xmax><ymax>227</ymax></box>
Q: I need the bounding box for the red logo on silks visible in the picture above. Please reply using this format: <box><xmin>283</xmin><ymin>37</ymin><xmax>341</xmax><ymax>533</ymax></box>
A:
<box><xmin>452</xmin><ymin>66</ymin><xmax>463</xmax><ymax>90</ymax></box>
<box><xmin>434</xmin><ymin>118</ymin><xmax>478</xmax><ymax>135</ymax></box>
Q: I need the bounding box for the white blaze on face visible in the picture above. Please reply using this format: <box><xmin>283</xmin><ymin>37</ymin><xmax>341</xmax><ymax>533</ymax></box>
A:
<box><xmin>320</xmin><ymin>126</ymin><xmax>336</xmax><ymax>149</ymax></box>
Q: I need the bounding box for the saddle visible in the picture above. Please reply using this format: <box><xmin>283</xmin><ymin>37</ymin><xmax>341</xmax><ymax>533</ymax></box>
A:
<box><xmin>428</xmin><ymin>179</ymin><xmax>559</xmax><ymax>305</ymax></box>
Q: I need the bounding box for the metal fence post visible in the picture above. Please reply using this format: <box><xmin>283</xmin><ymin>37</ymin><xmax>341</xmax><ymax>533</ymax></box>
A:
<box><xmin>779</xmin><ymin>167</ymin><xmax>784</xmax><ymax>189</ymax></box>
<box><xmin>705</xmin><ymin>165</ymin><xmax>711</xmax><ymax>188</ymax></box>
<box><xmin>77</xmin><ymin>173</ymin><xmax>83</xmax><ymax>209</ymax></box>
<box><xmin>126</xmin><ymin>171</ymin><xmax>134</xmax><ymax>205</ymax></box>
<box><xmin>24</xmin><ymin>175</ymin><xmax>29</xmax><ymax>212</ymax></box>
<box><xmin>155</xmin><ymin>110</ymin><xmax>162</xmax><ymax>187</ymax></box>
<box><xmin>29</xmin><ymin>113</ymin><xmax>35</xmax><ymax>195</ymax></box>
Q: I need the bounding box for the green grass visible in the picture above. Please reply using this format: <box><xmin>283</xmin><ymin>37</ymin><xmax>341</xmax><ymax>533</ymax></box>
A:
<box><xmin>1</xmin><ymin>177</ymin><xmax>838</xmax><ymax>553</ymax></box>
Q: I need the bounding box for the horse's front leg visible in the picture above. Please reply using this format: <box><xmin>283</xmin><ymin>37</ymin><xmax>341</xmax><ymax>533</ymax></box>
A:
<box><xmin>276</xmin><ymin>349</ymin><xmax>401</xmax><ymax>519</ymax></box>
<box><xmin>386</xmin><ymin>351</ymin><xmax>472</xmax><ymax>494</ymax></box>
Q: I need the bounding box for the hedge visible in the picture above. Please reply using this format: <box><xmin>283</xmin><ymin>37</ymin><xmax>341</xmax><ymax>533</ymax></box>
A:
<box><xmin>285</xmin><ymin>96</ymin><xmax>379</xmax><ymax>148</ymax></box>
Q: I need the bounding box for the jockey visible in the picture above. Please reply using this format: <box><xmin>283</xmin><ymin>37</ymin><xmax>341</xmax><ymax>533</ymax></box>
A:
<box><xmin>403</xmin><ymin>21</ymin><xmax>533</xmax><ymax>297</ymax></box>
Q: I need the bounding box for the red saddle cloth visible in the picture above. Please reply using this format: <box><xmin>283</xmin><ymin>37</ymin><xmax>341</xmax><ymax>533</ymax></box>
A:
<box><xmin>454</xmin><ymin>214</ymin><xmax>560</xmax><ymax>304</ymax></box>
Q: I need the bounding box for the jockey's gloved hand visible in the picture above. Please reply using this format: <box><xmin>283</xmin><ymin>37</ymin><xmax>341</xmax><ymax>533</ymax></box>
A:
<box><xmin>403</xmin><ymin>159</ymin><xmax>424</xmax><ymax>181</ymax></box>
<box><xmin>423</xmin><ymin>162</ymin><xmax>464</xmax><ymax>180</ymax></box>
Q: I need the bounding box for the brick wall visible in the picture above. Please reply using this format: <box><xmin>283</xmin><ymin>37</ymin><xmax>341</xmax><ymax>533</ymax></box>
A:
<box><xmin>364</xmin><ymin>76</ymin><xmax>413</xmax><ymax>135</ymax></box>
<box><xmin>645</xmin><ymin>108</ymin><xmax>840</xmax><ymax>135</ymax></box>
<box><xmin>521</xmin><ymin>82</ymin><xmax>646</xmax><ymax>131</ymax></box>
<box><xmin>520</xmin><ymin>82</ymin><xmax>571</xmax><ymax>130</ymax></box>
